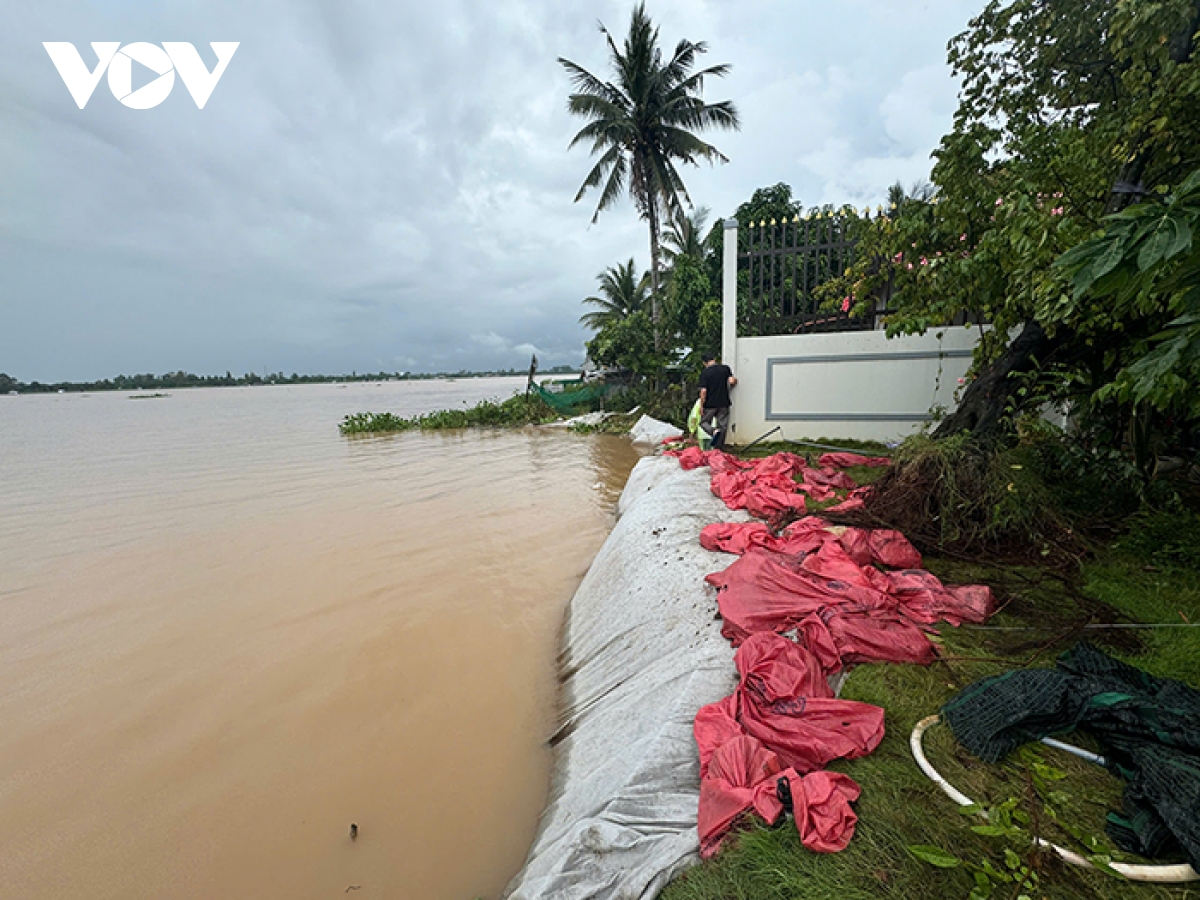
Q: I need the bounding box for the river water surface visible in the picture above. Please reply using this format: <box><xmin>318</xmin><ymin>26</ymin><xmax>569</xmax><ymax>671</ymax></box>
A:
<box><xmin>0</xmin><ymin>378</ymin><xmax>642</xmax><ymax>900</ymax></box>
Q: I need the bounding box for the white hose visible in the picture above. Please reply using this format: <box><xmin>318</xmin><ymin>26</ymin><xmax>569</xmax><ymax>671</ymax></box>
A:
<box><xmin>909</xmin><ymin>715</ymin><xmax>1199</xmax><ymax>883</ymax></box>
<box><xmin>1040</xmin><ymin>736</ymin><xmax>1106</xmax><ymax>766</ymax></box>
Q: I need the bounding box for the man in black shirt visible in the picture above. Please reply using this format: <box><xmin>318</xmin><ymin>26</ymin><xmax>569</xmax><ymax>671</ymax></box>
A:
<box><xmin>698</xmin><ymin>355</ymin><xmax>737</xmax><ymax>449</ymax></box>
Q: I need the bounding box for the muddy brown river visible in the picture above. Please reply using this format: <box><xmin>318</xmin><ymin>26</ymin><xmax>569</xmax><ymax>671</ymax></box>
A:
<box><xmin>0</xmin><ymin>378</ymin><xmax>641</xmax><ymax>899</ymax></box>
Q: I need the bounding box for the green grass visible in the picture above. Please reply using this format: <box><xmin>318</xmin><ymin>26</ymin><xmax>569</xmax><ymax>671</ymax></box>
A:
<box><xmin>738</xmin><ymin>437</ymin><xmax>894</xmax><ymax>460</ymax></box>
<box><xmin>663</xmin><ymin>511</ymin><xmax>1200</xmax><ymax>900</ymax></box>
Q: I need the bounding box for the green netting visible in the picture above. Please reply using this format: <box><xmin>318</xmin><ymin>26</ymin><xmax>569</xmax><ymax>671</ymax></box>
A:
<box><xmin>942</xmin><ymin>643</ymin><xmax>1200</xmax><ymax>869</ymax></box>
<box><xmin>533</xmin><ymin>381</ymin><xmax>611</xmax><ymax>413</ymax></box>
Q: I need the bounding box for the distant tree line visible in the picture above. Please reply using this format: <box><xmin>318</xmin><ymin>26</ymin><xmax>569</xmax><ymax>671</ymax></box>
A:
<box><xmin>0</xmin><ymin>365</ymin><xmax>578</xmax><ymax>395</ymax></box>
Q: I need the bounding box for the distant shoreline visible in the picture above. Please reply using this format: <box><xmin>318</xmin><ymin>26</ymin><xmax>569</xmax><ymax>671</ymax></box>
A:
<box><xmin>0</xmin><ymin>368</ymin><xmax>578</xmax><ymax>395</ymax></box>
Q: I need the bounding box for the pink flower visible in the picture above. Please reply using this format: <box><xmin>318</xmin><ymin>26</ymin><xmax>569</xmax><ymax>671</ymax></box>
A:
<box><xmin>957</xmin><ymin>377</ymin><xmax>965</xmax><ymax>384</ymax></box>
<box><xmin>1051</xmin><ymin>207</ymin><xmax>1064</xmax><ymax>216</ymax></box>
<box><xmin>920</xmin><ymin>257</ymin><xmax>928</xmax><ymax>265</ymax></box>
<box><xmin>893</xmin><ymin>252</ymin><xmax>904</xmax><ymax>263</ymax></box>
<box><xmin>906</xmin><ymin>263</ymin><xmax>914</xmax><ymax>270</ymax></box>
<box><xmin>995</xmin><ymin>198</ymin><xmax>1003</xmax><ymax>206</ymax></box>
<box><xmin>960</xmin><ymin>233</ymin><xmax>967</xmax><ymax>242</ymax></box>
<box><xmin>841</xmin><ymin>297</ymin><xmax>851</xmax><ymax>312</ymax></box>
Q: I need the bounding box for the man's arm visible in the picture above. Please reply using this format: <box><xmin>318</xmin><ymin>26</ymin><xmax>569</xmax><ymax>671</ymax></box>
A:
<box><xmin>699</xmin><ymin>386</ymin><xmax>708</xmax><ymax>406</ymax></box>
<box><xmin>728</xmin><ymin>373</ymin><xmax>737</xmax><ymax>387</ymax></box>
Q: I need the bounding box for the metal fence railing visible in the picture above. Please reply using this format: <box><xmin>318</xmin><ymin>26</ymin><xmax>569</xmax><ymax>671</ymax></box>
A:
<box><xmin>737</xmin><ymin>214</ymin><xmax>886</xmax><ymax>336</ymax></box>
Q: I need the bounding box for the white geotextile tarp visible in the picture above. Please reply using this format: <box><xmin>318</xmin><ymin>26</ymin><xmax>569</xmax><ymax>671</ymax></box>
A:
<box><xmin>503</xmin><ymin>454</ymin><xmax>749</xmax><ymax>900</ymax></box>
<box><xmin>629</xmin><ymin>414</ymin><xmax>684</xmax><ymax>446</ymax></box>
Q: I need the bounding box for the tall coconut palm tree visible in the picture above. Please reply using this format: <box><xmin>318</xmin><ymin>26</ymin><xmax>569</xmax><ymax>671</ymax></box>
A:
<box><xmin>559</xmin><ymin>3</ymin><xmax>738</xmax><ymax>350</ymax></box>
<box><xmin>579</xmin><ymin>258</ymin><xmax>649</xmax><ymax>330</ymax></box>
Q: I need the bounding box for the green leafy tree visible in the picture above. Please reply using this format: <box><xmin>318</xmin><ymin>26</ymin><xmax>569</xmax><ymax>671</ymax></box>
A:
<box><xmin>559</xmin><ymin>2</ymin><xmax>739</xmax><ymax>350</ymax></box>
<box><xmin>579</xmin><ymin>258</ymin><xmax>650</xmax><ymax>330</ymax></box>
<box><xmin>819</xmin><ymin>0</ymin><xmax>1200</xmax><ymax>441</ymax></box>
<box><xmin>660</xmin><ymin>205</ymin><xmax>721</xmax><ymax>365</ymax></box>
<box><xmin>734</xmin><ymin>182</ymin><xmax>805</xmax><ymax>226</ymax></box>
<box><xmin>585</xmin><ymin>310</ymin><xmax>664</xmax><ymax>380</ymax></box>
<box><xmin>1058</xmin><ymin>168</ymin><xmax>1200</xmax><ymax>418</ymax></box>
<box><xmin>663</xmin><ymin>253</ymin><xmax>720</xmax><ymax>364</ymax></box>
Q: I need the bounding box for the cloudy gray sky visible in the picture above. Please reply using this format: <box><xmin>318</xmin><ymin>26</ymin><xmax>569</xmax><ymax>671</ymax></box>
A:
<box><xmin>1</xmin><ymin>1</ymin><xmax>983</xmax><ymax>381</ymax></box>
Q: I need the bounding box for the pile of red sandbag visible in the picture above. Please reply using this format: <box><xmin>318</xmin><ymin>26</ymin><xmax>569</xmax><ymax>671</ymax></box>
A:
<box><xmin>698</xmin><ymin>733</ymin><xmax>862</xmax><ymax>859</ymax></box>
<box><xmin>669</xmin><ymin>447</ymin><xmax>878</xmax><ymax>514</ymax></box>
<box><xmin>700</xmin><ymin>516</ymin><xmax>923</xmax><ymax>569</ymax></box>
<box><xmin>817</xmin><ymin>451</ymin><xmax>891</xmax><ymax>468</ymax></box>
<box><xmin>695</xmin><ymin>631</ymin><xmax>883</xmax><ymax>856</ymax></box>
<box><xmin>670</xmin><ymin>447</ymin><xmax>994</xmax><ymax>858</ymax></box>
<box><xmin>705</xmin><ymin>532</ymin><xmax>992</xmax><ymax>648</ymax></box>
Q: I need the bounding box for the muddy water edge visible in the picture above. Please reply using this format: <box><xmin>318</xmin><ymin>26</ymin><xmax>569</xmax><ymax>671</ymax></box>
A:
<box><xmin>0</xmin><ymin>379</ymin><xmax>643</xmax><ymax>899</ymax></box>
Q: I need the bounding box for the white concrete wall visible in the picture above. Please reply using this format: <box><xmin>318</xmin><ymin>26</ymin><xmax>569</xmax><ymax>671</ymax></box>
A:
<box><xmin>726</xmin><ymin>326</ymin><xmax>980</xmax><ymax>444</ymax></box>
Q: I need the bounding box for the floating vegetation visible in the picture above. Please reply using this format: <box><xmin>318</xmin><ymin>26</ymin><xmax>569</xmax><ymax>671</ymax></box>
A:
<box><xmin>339</xmin><ymin>392</ymin><xmax>558</xmax><ymax>434</ymax></box>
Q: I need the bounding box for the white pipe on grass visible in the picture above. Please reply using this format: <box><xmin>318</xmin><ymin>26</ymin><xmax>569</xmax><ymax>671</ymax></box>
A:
<box><xmin>909</xmin><ymin>714</ymin><xmax>1199</xmax><ymax>883</ymax></box>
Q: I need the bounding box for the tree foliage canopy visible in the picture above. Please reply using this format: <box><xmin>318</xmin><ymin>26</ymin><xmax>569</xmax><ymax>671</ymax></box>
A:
<box><xmin>820</xmin><ymin>0</ymin><xmax>1200</xmax><ymax>437</ymax></box>
<box><xmin>1058</xmin><ymin>168</ymin><xmax>1200</xmax><ymax>417</ymax></box>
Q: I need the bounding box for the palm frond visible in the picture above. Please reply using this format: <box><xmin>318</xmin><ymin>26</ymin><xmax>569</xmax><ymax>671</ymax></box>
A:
<box><xmin>558</xmin><ymin>58</ymin><xmax>625</xmax><ymax>105</ymax></box>
<box><xmin>671</xmin><ymin>62</ymin><xmax>732</xmax><ymax>95</ymax></box>
<box><xmin>591</xmin><ymin>154</ymin><xmax>629</xmax><ymax>222</ymax></box>
<box><xmin>659</xmin><ymin>126</ymin><xmax>729</xmax><ymax>166</ymax></box>
<box><xmin>574</xmin><ymin>145</ymin><xmax>622</xmax><ymax>204</ymax></box>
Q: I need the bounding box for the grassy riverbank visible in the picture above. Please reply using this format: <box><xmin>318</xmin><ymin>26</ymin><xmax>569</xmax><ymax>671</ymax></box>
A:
<box><xmin>663</xmin><ymin>505</ymin><xmax>1200</xmax><ymax>900</ymax></box>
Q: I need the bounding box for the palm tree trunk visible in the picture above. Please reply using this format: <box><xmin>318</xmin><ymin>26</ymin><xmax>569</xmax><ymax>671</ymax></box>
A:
<box><xmin>647</xmin><ymin>199</ymin><xmax>662</xmax><ymax>354</ymax></box>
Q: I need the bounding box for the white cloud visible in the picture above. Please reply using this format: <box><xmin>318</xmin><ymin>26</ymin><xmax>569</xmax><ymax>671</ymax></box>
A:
<box><xmin>0</xmin><ymin>0</ymin><xmax>983</xmax><ymax>379</ymax></box>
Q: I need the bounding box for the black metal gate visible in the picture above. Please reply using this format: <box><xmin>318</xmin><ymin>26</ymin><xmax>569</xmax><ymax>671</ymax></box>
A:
<box><xmin>738</xmin><ymin>214</ymin><xmax>882</xmax><ymax>336</ymax></box>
